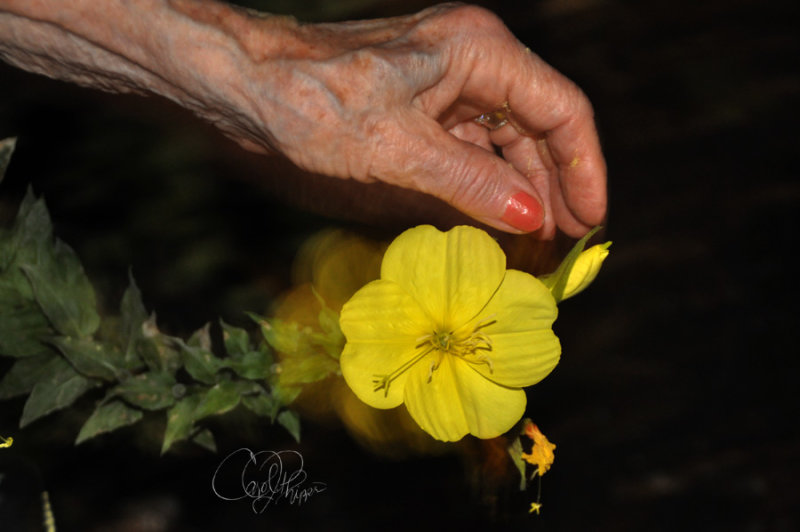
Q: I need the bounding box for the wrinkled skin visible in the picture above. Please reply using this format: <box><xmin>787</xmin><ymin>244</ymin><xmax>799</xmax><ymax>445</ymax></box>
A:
<box><xmin>0</xmin><ymin>1</ymin><xmax>606</xmax><ymax>237</ymax></box>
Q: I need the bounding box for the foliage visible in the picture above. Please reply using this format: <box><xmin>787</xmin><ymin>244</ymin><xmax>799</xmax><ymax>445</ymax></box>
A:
<box><xmin>0</xmin><ymin>137</ymin><xmax>327</xmax><ymax>453</ymax></box>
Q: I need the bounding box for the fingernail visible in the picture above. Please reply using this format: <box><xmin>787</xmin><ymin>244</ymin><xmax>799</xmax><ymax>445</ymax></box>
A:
<box><xmin>502</xmin><ymin>192</ymin><xmax>543</xmax><ymax>232</ymax></box>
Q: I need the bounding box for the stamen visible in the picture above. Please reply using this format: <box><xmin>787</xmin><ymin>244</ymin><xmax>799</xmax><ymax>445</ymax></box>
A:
<box><xmin>373</xmin><ymin>346</ymin><xmax>435</xmax><ymax>397</ymax></box>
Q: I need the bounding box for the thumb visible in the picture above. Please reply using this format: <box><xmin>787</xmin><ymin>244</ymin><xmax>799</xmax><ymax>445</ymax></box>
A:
<box><xmin>372</xmin><ymin>116</ymin><xmax>545</xmax><ymax>233</ymax></box>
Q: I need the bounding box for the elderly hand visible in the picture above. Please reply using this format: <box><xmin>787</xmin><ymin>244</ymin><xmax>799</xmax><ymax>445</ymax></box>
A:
<box><xmin>0</xmin><ymin>1</ymin><xmax>606</xmax><ymax>237</ymax></box>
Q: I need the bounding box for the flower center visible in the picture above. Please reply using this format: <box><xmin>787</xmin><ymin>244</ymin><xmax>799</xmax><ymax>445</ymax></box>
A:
<box><xmin>372</xmin><ymin>318</ymin><xmax>496</xmax><ymax>397</ymax></box>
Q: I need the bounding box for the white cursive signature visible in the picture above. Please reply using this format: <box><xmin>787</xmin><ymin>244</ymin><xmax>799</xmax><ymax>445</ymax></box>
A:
<box><xmin>211</xmin><ymin>448</ymin><xmax>327</xmax><ymax>513</ymax></box>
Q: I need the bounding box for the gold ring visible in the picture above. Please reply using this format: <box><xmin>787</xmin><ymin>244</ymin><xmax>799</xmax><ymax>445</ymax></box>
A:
<box><xmin>474</xmin><ymin>109</ymin><xmax>509</xmax><ymax>130</ymax></box>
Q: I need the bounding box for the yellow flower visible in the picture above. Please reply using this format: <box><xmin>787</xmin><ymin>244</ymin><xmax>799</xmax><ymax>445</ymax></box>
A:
<box><xmin>529</xmin><ymin>502</ymin><xmax>543</xmax><ymax>514</ymax></box>
<box><xmin>559</xmin><ymin>242</ymin><xmax>611</xmax><ymax>300</ymax></box>
<box><xmin>0</xmin><ymin>435</ymin><xmax>13</xmax><ymax>448</ymax></box>
<box><xmin>339</xmin><ymin>225</ymin><xmax>561</xmax><ymax>442</ymax></box>
<box><xmin>522</xmin><ymin>421</ymin><xmax>556</xmax><ymax>476</ymax></box>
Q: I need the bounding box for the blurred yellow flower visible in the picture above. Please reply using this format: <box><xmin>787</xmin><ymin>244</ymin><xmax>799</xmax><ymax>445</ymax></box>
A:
<box><xmin>339</xmin><ymin>225</ymin><xmax>560</xmax><ymax>442</ymax></box>
<box><xmin>559</xmin><ymin>241</ymin><xmax>611</xmax><ymax>300</ymax></box>
<box><xmin>0</xmin><ymin>435</ymin><xmax>12</xmax><ymax>448</ymax></box>
<box><xmin>522</xmin><ymin>421</ymin><xmax>556</xmax><ymax>476</ymax></box>
<box><xmin>529</xmin><ymin>502</ymin><xmax>543</xmax><ymax>514</ymax></box>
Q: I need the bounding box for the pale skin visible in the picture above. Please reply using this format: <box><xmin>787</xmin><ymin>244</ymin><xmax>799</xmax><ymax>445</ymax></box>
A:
<box><xmin>0</xmin><ymin>0</ymin><xmax>606</xmax><ymax>238</ymax></box>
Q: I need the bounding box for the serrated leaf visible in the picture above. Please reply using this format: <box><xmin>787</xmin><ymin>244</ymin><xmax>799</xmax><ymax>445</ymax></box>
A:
<box><xmin>0</xmin><ymin>137</ymin><xmax>16</xmax><ymax>183</ymax></box>
<box><xmin>0</xmin><ymin>353</ymin><xmax>58</xmax><ymax>399</ymax></box>
<box><xmin>191</xmin><ymin>428</ymin><xmax>217</xmax><ymax>453</ymax></box>
<box><xmin>277</xmin><ymin>410</ymin><xmax>301</xmax><ymax>443</ymax></box>
<box><xmin>192</xmin><ymin>379</ymin><xmax>252</xmax><ymax>421</ymax></box>
<box><xmin>21</xmin><ymin>238</ymin><xmax>100</xmax><ymax>338</ymax></box>
<box><xmin>242</xmin><ymin>391</ymin><xmax>279</xmax><ymax>421</ymax></box>
<box><xmin>0</xmin><ymin>304</ymin><xmax>53</xmax><ymax>358</ymax></box>
<box><xmin>50</xmin><ymin>336</ymin><xmax>125</xmax><ymax>381</ymax></box>
<box><xmin>75</xmin><ymin>400</ymin><xmax>143</xmax><ymax>445</ymax></box>
<box><xmin>162</xmin><ymin>393</ymin><xmax>203</xmax><ymax>454</ymax></box>
<box><xmin>220</xmin><ymin>319</ymin><xmax>251</xmax><ymax>359</ymax></box>
<box><xmin>120</xmin><ymin>271</ymin><xmax>148</xmax><ymax>368</ymax></box>
<box><xmin>112</xmin><ymin>370</ymin><xmax>177</xmax><ymax>410</ymax></box>
<box><xmin>20</xmin><ymin>357</ymin><xmax>100</xmax><ymax>427</ymax></box>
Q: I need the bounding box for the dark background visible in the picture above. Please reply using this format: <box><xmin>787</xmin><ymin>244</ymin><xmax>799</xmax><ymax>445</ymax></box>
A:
<box><xmin>1</xmin><ymin>0</ymin><xmax>798</xmax><ymax>530</ymax></box>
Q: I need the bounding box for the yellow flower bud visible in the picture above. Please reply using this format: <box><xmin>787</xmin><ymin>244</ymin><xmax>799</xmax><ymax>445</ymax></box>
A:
<box><xmin>560</xmin><ymin>241</ymin><xmax>611</xmax><ymax>300</ymax></box>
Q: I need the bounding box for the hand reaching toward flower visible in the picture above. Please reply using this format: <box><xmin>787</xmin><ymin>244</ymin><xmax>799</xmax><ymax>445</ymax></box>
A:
<box><xmin>0</xmin><ymin>0</ymin><xmax>606</xmax><ymax>237</ymax></box>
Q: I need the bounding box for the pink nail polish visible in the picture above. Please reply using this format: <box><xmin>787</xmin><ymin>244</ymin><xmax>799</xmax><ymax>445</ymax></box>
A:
<box><xmin>502</xmin><ymin>192</ymin><xmax>543</xmax><ymax>232</ymax></box>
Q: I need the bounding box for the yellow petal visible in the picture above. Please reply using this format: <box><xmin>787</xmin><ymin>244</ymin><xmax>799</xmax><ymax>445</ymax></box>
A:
<box><xmin>561</xmin><ymin>242</ymin><xmax>611</xmax><ymax>300</ymax></box>
<box><xmin>381</xmin><ymin>225</ymin><xmax>506</xmax><ymax>330</ymax></box>
<box><xmin>403</xmin><ymin>355</ymin><xmax>527</xmax><ymax>441</ymax></box>
<box><xmin>340</xmin><ymin>279</ymin><xmax>430</xmax><ymax>409</ymax></box>
<box><xmin>467</xmin><ymin>270</ymin><xmax>561</xmax><ymax>388</ymax></box>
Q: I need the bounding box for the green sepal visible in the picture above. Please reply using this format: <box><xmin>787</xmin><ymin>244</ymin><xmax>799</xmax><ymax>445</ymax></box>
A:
<box><xmin>20</xmin><ymin>357</ymin><xmax>101</xmax><ymax>427</ymax></box>
<box><xmin>50</xmin><ymin>336</ymin><xmax>125</xmax><ymax>381</ymax></box>
<box><xmin>75</xmin><ymin>400</ymin><xmax>144</xmax><ymax>445</ymax></box>
<box><xmin>507</xmin><ymin>436</ymin><xmax>528</xmax><ymax>491</ymax></box>
<box><xmin>111</xmin><ymin>370</ymin><xmax>177</xmax><ymax>410</ymax></box>
<box><xmin>541</xmin><ymin>226</ymin><xmax>602</xmax><ymax>303</ymax></box>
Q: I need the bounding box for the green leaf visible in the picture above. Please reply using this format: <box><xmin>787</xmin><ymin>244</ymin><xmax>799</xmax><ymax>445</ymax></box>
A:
<box><xmin>21</xmin><ymin>238</ymin><xmax>100</xmax><ymax>338</ymax></box>
<box><xmin>20</xmin><ymin>357</ymin><xmax>100</xmax><ymax>427</ymax></box>
<box><xmin>177</xmin><ymin>324</ymin><xmax>224</xmax><ymax>384</ymax></box>
<box><xmin>277</xmin><ymin>410</ymin><xmax>301</xmax><ymax>443</ymax></box>
<box><xmin>137</xmin><ymin>314</ymin><xmax>182</xmax><ymax>374</ymax></box>
<box><xmin>192</xmin><ymin>379</ymin><xmax>254</xmax><ymax>421</ymax></box>
<box><xmin>271</xmin><ymin>381</ymin><xmax>302</xmax><ymax>406</ymax></box>
<box><xmin>220</xmin><ymin>319</ymin><xmax>251</xmax><ymax>359</ymax></box>
<box><xmin>0</xmin><ymin>304</ymin><xmax>52</xmax><ymax>358</ymax></box>
<box><xmin>0</xmin><ymin>137</ymin><xmax>16</xmax><ymax>183</ymax></box>
<box><xmin>162</xmin><ymin>393</ymin><xmax>203</xmax><ymax>454</ymax></box>
<box><xmin>541</xmin><ymin>226</ymin><xmax>602</xmax><ymax>302</ymax></box>
<box><xmin>277</xmin><ymin>349</ymin><xmax>340</xmax><ymax>386</ymax></box>
<box><xmin>242</xmin><ymin>391</ymin><xmax>280</xmax><ymax>421</ymax></box>
<box><xmin>2</xmin><ymin>188</ymin><xmax>53</xmax><ymax>276</ymax></box>
<box><xmin>226</xmin><ymin>345</ymin><xmax>274</xmax><ymax>380</ymax></box>
<box><xmin>75</xmin><ymin>400</ymin><xmax>143</xmax><ymax>445</ymax></box>
<box><xmin>112</xmin><ymin>370</ymin><xmax>177</xmax><ymax>410</ymax></box>
<box><xmin>120</xmin><ymin>271</ymin><xmax>148</xmax><ymax>369</ymax></box>
<box><xmin>191</xmin><ymin>428</ymin><xmax>217</xmax><ymax>453</ymax></box>
<box><xmin>0</xmin><ymin>353</ymin><xmax>58</xmax><ymax>399</ymax></box>
<box><xmin>50</xmin><ymin>336</ymin><xmax>125</xmax><ymax>381</ymax></box>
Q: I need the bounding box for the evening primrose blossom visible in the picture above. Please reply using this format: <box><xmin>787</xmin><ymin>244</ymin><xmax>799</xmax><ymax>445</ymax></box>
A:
<box><xmin>339</xmin><ymin>225</ymin><xmax>561</xmax><ymax>442</ymax></box>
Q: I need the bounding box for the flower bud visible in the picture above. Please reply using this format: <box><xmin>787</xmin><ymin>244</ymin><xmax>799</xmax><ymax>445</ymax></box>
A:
<box><xmin>560</xmin><ymin>242</ymin><xmax>611</xmax><ymax>300</ymax></box>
